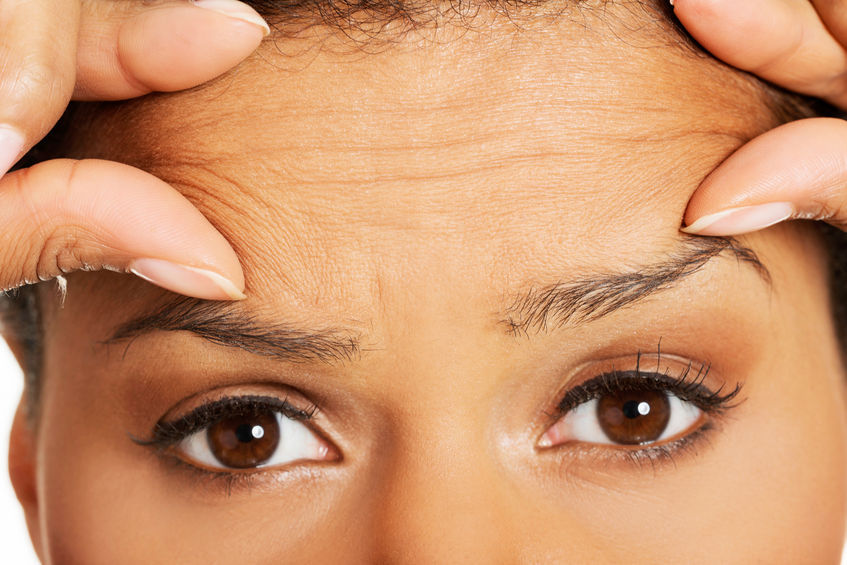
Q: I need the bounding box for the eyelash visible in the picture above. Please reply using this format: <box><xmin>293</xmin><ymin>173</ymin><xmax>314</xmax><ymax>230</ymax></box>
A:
<box><xmin>134</xmin><ymin>395</ymin><xmax>320</xmax><ymax>492</ymax></box>
<box><xmin>138</xmin><ymin>395</ymin><xmax>318</xmax><ymax>448</ymax></box>
<box><xmin>554</xmin><ymin>358</ymin><xmax>743</xmax><ymax>466</ymax></box>
<box><xmin>136</xmin><ymin>357</ymin><xmax>741</xmax><ymax>488</ymax></box>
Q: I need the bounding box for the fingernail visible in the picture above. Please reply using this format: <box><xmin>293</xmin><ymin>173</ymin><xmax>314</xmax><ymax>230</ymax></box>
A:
<box><xmin>129</xmin><ymin>258</ymin><xmax>246</xmax><ymax>300</ymax></box>
<box><xmin>0</xmin><ymin>125</ymin><xmax>25</xmax><ymax>177</ymax></box>
<box><xmin>681</xmin><ymin>202</ymin><xmax>795</xmax><ymax>236</ymax></box>
<box><xmin>191</xmin><ymin>0</ymin><xmax>271</xmax><ymax>36</ymax></box>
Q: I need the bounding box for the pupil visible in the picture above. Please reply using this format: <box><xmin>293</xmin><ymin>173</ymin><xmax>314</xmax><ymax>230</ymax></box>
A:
<box><xmin>622</xmin><ymin>400</ymin><xmax>642</xmax><ymax>419</ymax></box>
<box><xmin>235</xmin><ymin>423</ymin><xmax>256</xmax><ymax>443</ymax></box>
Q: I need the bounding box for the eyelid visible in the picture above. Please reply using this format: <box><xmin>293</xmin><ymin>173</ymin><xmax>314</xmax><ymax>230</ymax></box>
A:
<box><xmin>548</xmin><ymin>349</ymin><xmax>742</xmax><ymax>415</ymax></box>
<box><xmin>556</xmin><ymin>363</ymin><xmax>740</xmax><ymax>416</ymax></box>
<box><xmin>139</xmin><ymin>395</ymin><xmax>318</xmax><ymax>448</ymax></box>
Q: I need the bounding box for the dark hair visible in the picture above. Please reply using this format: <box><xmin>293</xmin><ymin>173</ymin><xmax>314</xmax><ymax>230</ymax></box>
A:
<box><xmin>1</xmin><ymin>0</ymin><xmax>846</xmax><ymax>411</ymax></box>
<box><xmin>823</xmin><ymin>223</ymin><xmax>847</xmax><ymax>352</ymax></box>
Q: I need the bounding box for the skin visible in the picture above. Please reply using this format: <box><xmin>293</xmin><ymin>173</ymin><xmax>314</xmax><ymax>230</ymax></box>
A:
<box><xmin>5</xmin><ymin>7</ymin><xmax>847</xmax><ymax>564</ymax></box>
<box><xmin>0</xmin><ymin>0</ymin><xmax>266</xmax><ymax>301</ymax></box>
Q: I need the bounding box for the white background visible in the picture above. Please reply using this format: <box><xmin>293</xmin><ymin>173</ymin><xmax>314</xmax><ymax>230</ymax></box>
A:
<box><xmin>0</xmin><ymin>340</ymin><xmax>38</xmax><ymax>563</ymax></box>
<box><xmin>0</xmin><ymin>339</ymin><xmax>845</xmax><ymax>563</ymax></box>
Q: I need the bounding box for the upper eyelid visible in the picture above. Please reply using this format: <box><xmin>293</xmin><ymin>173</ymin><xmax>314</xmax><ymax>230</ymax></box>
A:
<box><xmin>556</xmin><ymin>365</ymin><xmax>743</xmax><ymax>415</ymax></box>
<box><xmin>134</xmin><ymin>395</ymin><xmax>317</xmax><ymax>448</ymax></box>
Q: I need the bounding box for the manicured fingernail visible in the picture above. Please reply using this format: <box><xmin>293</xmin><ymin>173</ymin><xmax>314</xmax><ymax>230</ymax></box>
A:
<box><xmin>191</xmin><ymin>0</ymin><xmax>271</xmax><ymax>36</ymax></box>
<box><xmin>681</xmin><ymin>202</ymin><xmax>795</xmax><ymax>236</ymax></box>
<box><xmin>0</xmin><ymin>125</ymin><xmax>25</xmax><ymax>177</ymax></box>
<box><xmin>129</xmin><ymin>258</ymin><xmax>246</xmax><ymax>300</ymax></box>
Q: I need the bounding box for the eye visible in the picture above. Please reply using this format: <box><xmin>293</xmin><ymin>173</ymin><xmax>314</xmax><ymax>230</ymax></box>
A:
<box><xmin>180</xmin><ymin>407</ymin><xmax>332</xmax><ymax>470</ymax></box>
<box><xmin>541</xmin><ymin>388</ymin><xmax>702</xmax><ymax>447</ymax></box>
<box><xmin>539</xmin><ymin>366</ymin><xmax>741</xmax><ymax>449</ymax></box>
<box><xmin>144</xmin><ymin>395</ymin><xmax>336</xmax><ymax>471</ymax></box>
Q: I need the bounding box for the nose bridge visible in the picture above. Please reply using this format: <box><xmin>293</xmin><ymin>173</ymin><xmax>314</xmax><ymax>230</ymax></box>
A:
<box><xmin>364</xmin><ymin>253</ymin><xmax>521</xmax><ymax>562</ymax></box>
<box><xmin>370</xmin><ymin>408</ymin><xmax>518</xmax><ymax>564</ymax></box>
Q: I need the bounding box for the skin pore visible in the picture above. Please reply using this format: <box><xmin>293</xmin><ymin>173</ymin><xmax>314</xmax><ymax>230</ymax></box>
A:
<box><xmin>5</xmin><ymin>5</ymin><xmax>847</xmax><ymax>564</ymax></box>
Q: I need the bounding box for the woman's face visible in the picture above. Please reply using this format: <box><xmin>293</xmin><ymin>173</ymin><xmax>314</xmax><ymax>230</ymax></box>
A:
<box><xmin>10</xmin><ymin>9</ymin><xmax>847</xmax><ymax>564</ymax></box>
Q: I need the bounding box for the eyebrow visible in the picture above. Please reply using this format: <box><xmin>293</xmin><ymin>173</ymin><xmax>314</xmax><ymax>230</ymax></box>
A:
<box><xmin>501</xmin><ymin>236</ymin><xmax>770</xmax><ymax>336</ymax></box>
<box><xmin>106</xmin><ymin>237</ymin><xmax>767</xmax><ymax>360</ymax></box>
<box><xmin>105</xmin><ymin>297</ymin><xmax>361</xmax><ymax>364</ymax></box>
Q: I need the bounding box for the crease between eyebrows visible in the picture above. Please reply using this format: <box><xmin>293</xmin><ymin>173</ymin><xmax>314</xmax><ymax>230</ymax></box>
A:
<box><xmin>105</xmin><ymin>298</ymin><xmax>361</xmax><ymax>364</ymax></box>
<box><xmin>502</xmin><ymin>236</ymin><xmax>770</xmax><ymax>336</ymax></box>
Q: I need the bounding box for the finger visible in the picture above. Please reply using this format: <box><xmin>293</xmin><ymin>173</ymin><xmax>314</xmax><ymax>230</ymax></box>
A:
<box><xmin>75</xmin><ymin>0</ymin><xmax>270</xmax><ymax>100</ymax></box>
<box><xmin>682</xmin><ymin>118</ymin><xmax>847</xmax><ymax>235</ymax></box>
<box><xmin>811</xmin><ymin>0</ymin><xmax>847</xmax><ymax>50</ymax></box>
<box><xmin>0</xmin><ymin>159</ymin><xmax>246</xmax><ymax>300</ymax></box>
<box><xmin>0</xmin><ymin>0</ymin><xmax>79</xmax><ymax>176</ymax></box>
<box><xmin>672</xmin><ymin>0</ymin><xmax>847</xmax><ymax>107</ymax></box>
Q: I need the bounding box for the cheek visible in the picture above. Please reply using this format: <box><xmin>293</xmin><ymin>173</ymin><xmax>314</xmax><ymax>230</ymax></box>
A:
<box><xmin>698</xmin><ymin>350</ymin><xmax>847</xmax><ymax>562</ymax></box>
<box><xmin>32</xmin><ymin>347</ymin><xmax>374</xmax><ymax>564</ymax></box>
<box><xmin>514</xmin><ymin>354</ymin><xmax>847</xmax><ymax>564</ymax></box>
<box><xmin>510</xmin><ymin>307</ymin><xmax>847</xmax><ymax>561</ymax></box>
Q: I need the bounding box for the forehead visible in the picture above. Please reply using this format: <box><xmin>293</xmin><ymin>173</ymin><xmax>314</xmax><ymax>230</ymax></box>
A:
<box><xmin>66</xmin><ymin>16</ymin><xmax>779</xmax><ymax>318</ymax></box>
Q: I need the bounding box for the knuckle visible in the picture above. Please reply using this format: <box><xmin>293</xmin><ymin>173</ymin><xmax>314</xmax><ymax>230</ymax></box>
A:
<box><xmin>34</xmin><ymin>224</ymin><xmax>100</xmax><ymax>283</ymax></box>
<box><xmin>819</xmin><ymin>71</ymin><xmax>847</xmax><ymax>106</ymax></box>
<box><xmin>2</xmin><ymin>224</ymin><xmax>100</xmax><ymax>293</ymax></box>
<box><xmin>0</xmin><ymin>162</ymin><xmax>106</xmax><ymax>291</ymax></box>
<box><xmin>0</xmin><ymin>54</ymin><xmax>71</xmax><ymax>119</ymax></box>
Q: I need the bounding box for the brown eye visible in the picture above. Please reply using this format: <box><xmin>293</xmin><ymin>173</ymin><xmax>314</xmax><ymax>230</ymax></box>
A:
<box><xmin>540</xmin><ymin>381</ymin><xmax>704</xmax><ymax>448</ymax></box>
<box><xmin>596</xmin><ymin>390</ymin><xmax>670</xmax><ymax>445</ymax></box>
<box><xmin>175</xmin><ymin>399</ymin><xmax>334</xmax><ymax>471</ymax></box>
<box><xmin>207</xmin><ymin>410</ymin><xmax>281</xmax><ymax>469</ymax></box>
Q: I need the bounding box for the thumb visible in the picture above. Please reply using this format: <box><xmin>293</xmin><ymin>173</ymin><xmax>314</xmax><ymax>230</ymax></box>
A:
<box><xmin>682</xmin><ymin>118</ymin><xmax>847</xmax><ymax>235</ymax></box>
<box><xmin>0</xmin><ymin>159</ymin><xmax>245</xmax><ymax>300</ymax></box>
<box><xmin>76</xmin><ymin>0</ymin><xmax>271</xmax><ymax>100</ymax></box>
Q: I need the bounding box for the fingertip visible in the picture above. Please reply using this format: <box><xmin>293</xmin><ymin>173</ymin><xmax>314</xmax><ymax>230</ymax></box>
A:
<box><xmin>110</xmin><ymin>3</ymin><xmax>268</xmax><ymax>98</ymax></box>
<box><xmin>672</xmin><ymin>0</ymin><xmax>801</xmax><ymax>72</ymax></box>
<box><xmin>0</xmin><ymin>159</ymin><xmax>247</xmax><ymax>301</ymax></box>
<box><xmin>129</xmin><ymin>259</ymin><xmax>247</xmax><ymax>301</ymax></box>
<box><xmin>681</xmin><ymin>202</ymin><xmax>795</xmax><ymax>236</ymax></box>
<box><xmin>191</xmin><ymin>0</ymin><xmax>271</xmax><ymax>37</ymax></box>
<box><xmin>0</xmin><ymin>126</ymin><xmax>26</xmax><ymax>177</ymax></box>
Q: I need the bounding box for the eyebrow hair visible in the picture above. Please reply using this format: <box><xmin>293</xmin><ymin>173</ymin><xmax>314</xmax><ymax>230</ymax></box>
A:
<box><xmin>105</xmin><ymin>297</ymin><xmax>361</xmax><ymax>364</ymax></box>
<box><xmin>106</xmin><ymin>237</ymin><xmax>765</xmax><ymax>359</ymax></box>
<box><xmin>502</xmin><ymin>236</ymin><xmax>770</xmax><ymax>336</ymax></box>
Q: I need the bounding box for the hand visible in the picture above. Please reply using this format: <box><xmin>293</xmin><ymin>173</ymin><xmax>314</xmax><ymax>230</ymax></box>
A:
<box><xmin>672</xmin><ymin>0</ymin><xmax>847</xmax><ymax>236</ymax></box>
<box><xmin>0</xmin><ymin>0</ymin><xmax>269</xmax><ymax>299</ymax></box>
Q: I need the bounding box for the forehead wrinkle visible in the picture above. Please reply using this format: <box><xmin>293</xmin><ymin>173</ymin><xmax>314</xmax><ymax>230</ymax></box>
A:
<box><xmin>129</xmin><ymin>102</ymin><xmax>766</xmax><ymax>193</ymax></box>
<box><xmin>138</xmin><ymin>130</ymin><xmax>753</xmax><ymax>319</ymax></box>
<box><xmin>85</xmin><ymin>16</ymin><xmax>778</xmax><ymax>164</ymax></box>
<box><xmin>56</xmin><ymin>12</ymin><xmax>791</xmax><ymax>319</ymax></box>
<box><xmin>147</xmin><ymin>126</ymin><xmax>743</xmax><ymax>228</ymax></box>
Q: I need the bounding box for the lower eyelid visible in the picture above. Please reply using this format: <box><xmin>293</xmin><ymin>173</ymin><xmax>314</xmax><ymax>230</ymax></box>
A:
<box><xmin>545</xmin><ymin>421</ymin><xmax>719</xmax><ymax>474</ymax></box>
